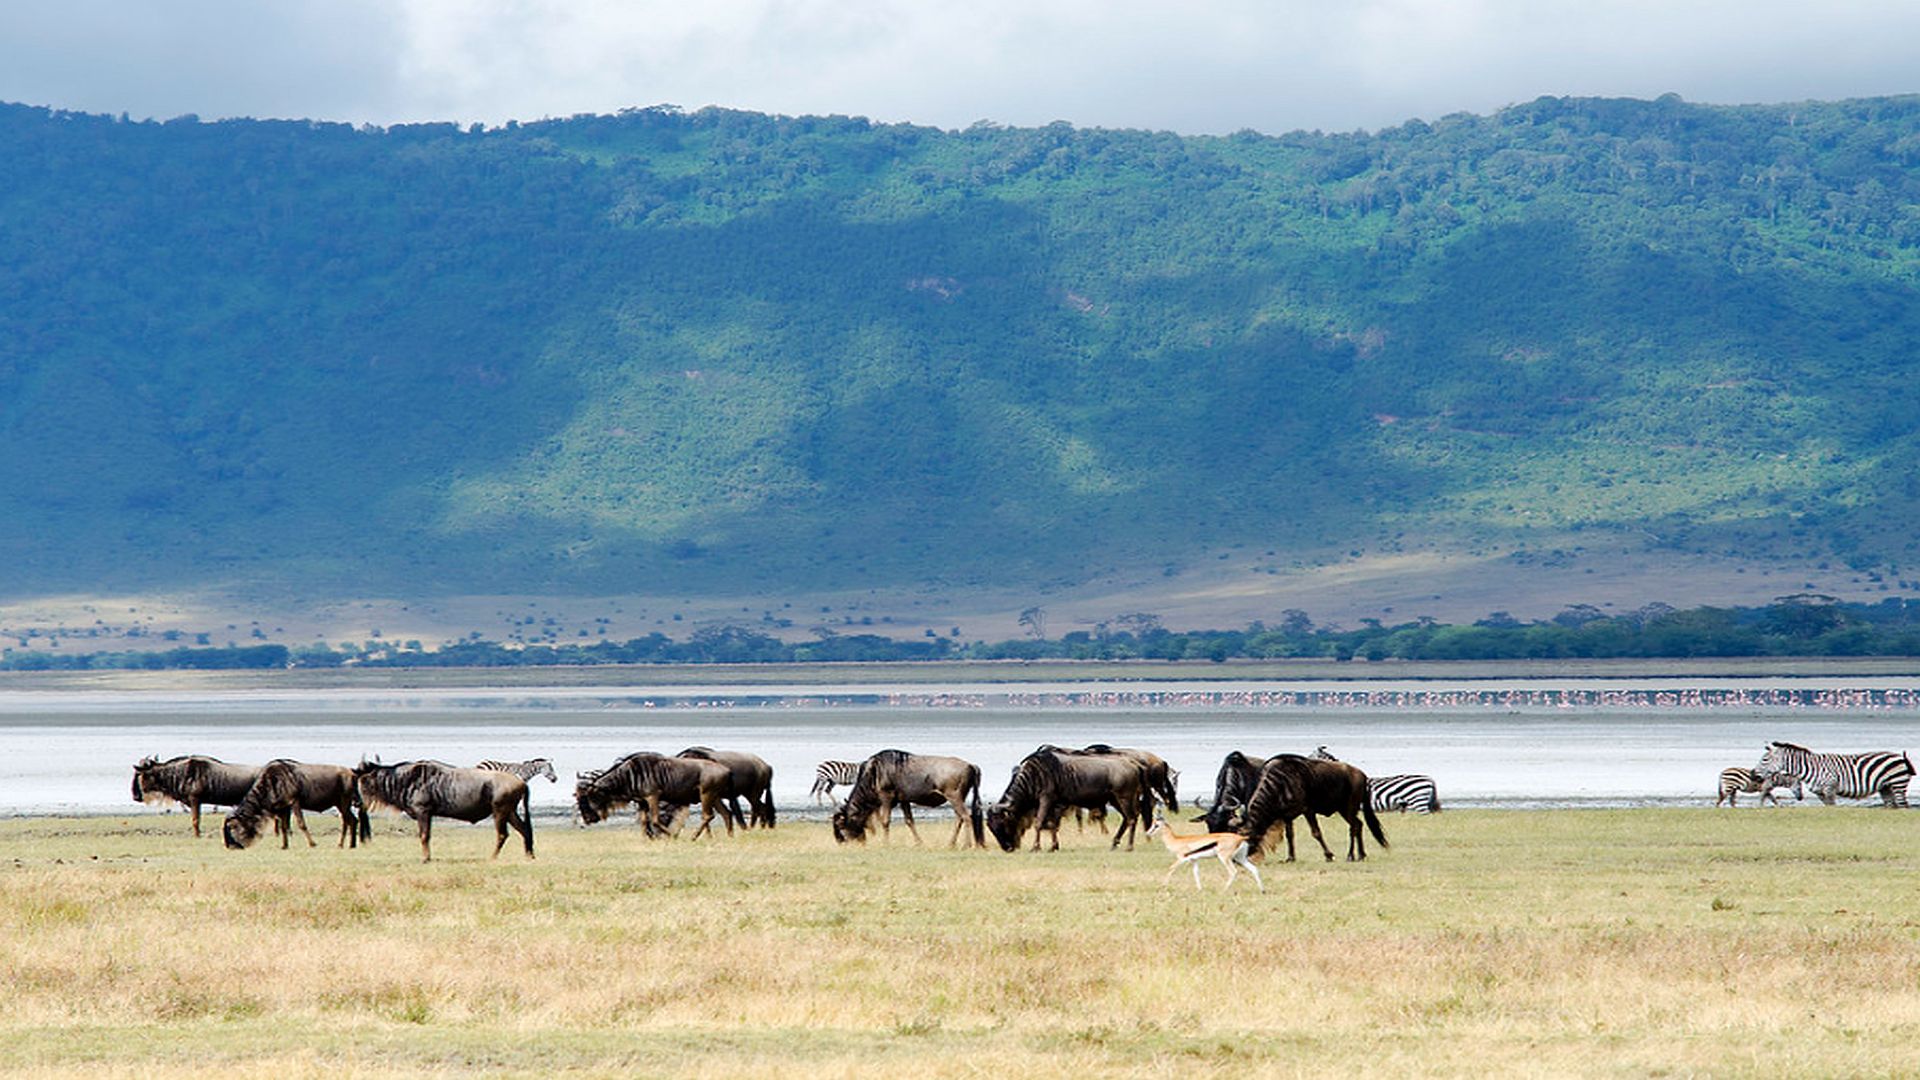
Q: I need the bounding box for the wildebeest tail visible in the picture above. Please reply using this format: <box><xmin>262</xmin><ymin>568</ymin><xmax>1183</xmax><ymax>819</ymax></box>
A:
<box><xmin>1363</xmin><ymin>785</ymin><xmax>1389</xmax><ymax>850</ymax></box>
<box><xmin>354</xmin><ymin>783</ymin><xmax>373</xmax><ymax>842</ymax></box>
<box><xmin>967</xmin><ymin>764</ymin><xmax>985</xmax><ymax>847</ymax></box>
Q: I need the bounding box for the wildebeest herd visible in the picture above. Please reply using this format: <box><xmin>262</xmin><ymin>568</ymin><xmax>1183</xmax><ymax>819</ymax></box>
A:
<box><xmin>127</xmin><ymin>736</ymin><xmax>1912</xmax><ymax>880</ymax></box>
<box><xmin>128</xmin><ymin>740</ymin><xmax>1431</xmax><ymax>881</ymax></box>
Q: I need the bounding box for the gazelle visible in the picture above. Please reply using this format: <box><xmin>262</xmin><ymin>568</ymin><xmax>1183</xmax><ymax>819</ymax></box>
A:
<box><xmin>1146</xmin><ymin>815</ymin><xmax>1264</xmax><ymax>892</ymax></box>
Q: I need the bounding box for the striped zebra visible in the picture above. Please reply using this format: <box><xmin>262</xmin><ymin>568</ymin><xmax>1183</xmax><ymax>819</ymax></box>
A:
<box><xmin>1312</xmin><ymin>747</ymin><xmax>1439</xmax><ymax>813</ymax></box>
<box><xmin>810</xmin><ymin>760</ymin><xmax>861</xmax><ymax>803</ymax></box>
<box><xmin>1368</xmin><ymin>774</ymin><xmax>1442</xmax><ymax>814</ymax></box>
<box><xmin>1756</xmin><ymin>741</ymin><xmax>1913</xmax><ymax>807</ymax></box>
<box><xmin>477</xmin><ymin>758</ymin><xmax>558</xmax><ymax>784</ymax></box>
<box><xmin>1716</xmin><ymin>767</ymin><xmax>1802</xmax><ymax>808</ymax></box>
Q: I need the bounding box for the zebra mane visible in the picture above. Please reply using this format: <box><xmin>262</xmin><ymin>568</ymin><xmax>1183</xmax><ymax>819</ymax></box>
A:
<box><xmin>1769</xmin><ymin>740</ymin><xmax>1811</xmax><ymax>752</ymax></box>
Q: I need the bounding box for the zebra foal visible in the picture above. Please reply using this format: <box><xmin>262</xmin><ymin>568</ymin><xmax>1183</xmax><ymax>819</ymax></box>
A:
<box><xmin>1756</xmin><ymin>741</ymin><xmax>1913</xmax><ymax>807</ymax></box>
<box><xmin>810</xmin><ymin>760</ymin><xmax>860</xmax><ymax>803</ymax></box>
<box><xmin>1715</xmin><ymin>767</ymin><xmax>1801</xmax><ymax>807</ymax></box>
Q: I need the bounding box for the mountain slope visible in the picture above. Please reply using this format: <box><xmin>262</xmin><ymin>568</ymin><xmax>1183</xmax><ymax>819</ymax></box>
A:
<box><xmin>2</xmin><ymin>95</ymin><xmax>1918</xmax><ymax>597</ymax></box>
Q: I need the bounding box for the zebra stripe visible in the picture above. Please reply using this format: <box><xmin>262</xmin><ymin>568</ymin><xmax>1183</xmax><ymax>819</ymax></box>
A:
<box><xmin>1367</xmin><ymin>774</ymin><xmax>1441</xmax><ymax>814</ymax></box>
<box><xmin>1757</xmin><ymin>742</ymin><xmax>1913</xmax><ymax>807</ymax></box>
<box><xmin>477</xmin><ymin>758</ymin><xmax>558</xmax><ymax>783</ymax></box>
<box><xmin>810</xmin><ymin>760</ymin><xmax>861</xmax><ymax>803</ymax></box>
<box><xmin>1716</xmin><ymin>767</ymin><xmax>1801</xmax><ymax>808</ymax></box>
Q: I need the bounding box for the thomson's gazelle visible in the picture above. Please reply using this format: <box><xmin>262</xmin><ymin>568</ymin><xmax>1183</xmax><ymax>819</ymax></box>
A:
<box><xmin>1146</xmin><ymin>815</ymin><xmax>1264</xmax><ymax>891</ymax></box>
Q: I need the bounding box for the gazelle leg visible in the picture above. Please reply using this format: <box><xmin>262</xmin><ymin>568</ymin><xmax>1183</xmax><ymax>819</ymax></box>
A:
<box><xmin>1237</xmin><ymin>850</ymin><xmax>1265</xmax><ymax>891</ymax></box>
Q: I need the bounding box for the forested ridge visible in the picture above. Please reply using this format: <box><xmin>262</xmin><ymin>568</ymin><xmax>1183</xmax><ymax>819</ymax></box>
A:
<box><xmin>3</xmin><ymin>93</ymin><xmax>1919</xmax><ymax>596</ymax></box>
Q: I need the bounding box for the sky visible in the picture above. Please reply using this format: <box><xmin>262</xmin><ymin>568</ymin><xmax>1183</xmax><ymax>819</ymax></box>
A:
<box><xmin>3</xmin><ymin>1</ymin><xmax>1918</xmax><ymax>134</ymax></box>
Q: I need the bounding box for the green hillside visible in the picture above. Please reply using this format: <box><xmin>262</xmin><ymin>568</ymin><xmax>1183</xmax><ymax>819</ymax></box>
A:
<box><xmin>2</xmin><ymin>94</ymin><xmax>1919</xmax><ymax>597</ymax></box>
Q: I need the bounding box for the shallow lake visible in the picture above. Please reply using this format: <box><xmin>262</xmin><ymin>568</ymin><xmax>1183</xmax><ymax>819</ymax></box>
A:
<box><xmin>4</xmin><ymin>679</ymin><xmax>1918</xmax><ymax>816</ymax></box>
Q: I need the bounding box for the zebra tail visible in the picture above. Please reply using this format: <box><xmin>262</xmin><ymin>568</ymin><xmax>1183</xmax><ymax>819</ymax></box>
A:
<box><xmin>762</xmin><ymin>785</ymin><xmax>777</xmax><ymax>829</ymax></box>
<box><xmin>1363</xmin><ymin>797</ymin><xmax>1389</xmax><ymax>850</ymax></box>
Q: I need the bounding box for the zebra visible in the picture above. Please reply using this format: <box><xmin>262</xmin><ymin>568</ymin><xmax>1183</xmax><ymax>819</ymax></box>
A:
<box><xmin>477</xmin><ymin>758</ymin><xmax>559</xmax><ymax>784</ymax></box>
<box><xmin>810</xmin><ymin>760</ymin><xmax>861</xmax><ymax>804</ymax></box>
<box><xmin>1756</xmin><ymin>741</ymin><xmax>1914</xmax><ymax>807</ymax></box>
<box><xmin>1716</xmin><ymin>767</ymin><xmax>1802</xmax><ymax>808</ymax></box>
<box><xmin>1312</xmin><ymin>747</ymin><xmax>1439</xmax><ymax>813</ymax></box>
<box><xmin>1368</xmin><ymin>774</ymin><xmax>1442</xmax><ymax>814</ymax></box>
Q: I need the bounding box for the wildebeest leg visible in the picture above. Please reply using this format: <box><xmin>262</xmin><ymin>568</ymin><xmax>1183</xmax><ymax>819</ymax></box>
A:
<box><xmin>1303</xmin><ymin>813</ymin><xmax>1335</xmax><ymax>862</ymax></box>
<box><xmin>491</xmin><ymin>807</ymin><xmax>511</xmax><ymax>859</ymax></box>
<box><xmin>190</xmin><ymin>799</ymin><xmax>203</xmax><ymax>838</ymax></box>
<box><xmin>1281</xmin><ymin>817</ymin><xmax>1297</xmax><ymax>862</ymax></box>
<box><xmin>946</xmin><ymin>793</ymin><xmax>968</xmax><ymax>847</ymax></box>
<box><xmin>417</xmin><ymin>814</ymin><xmax>433</xmax><ymax>862</ymax></box>
<box><xmin>276</xmin><ymin>809</ymin><xmax>293</xmax><ymax>850</ymax></box>
<box><xmin>1343</xmin><ymin>810</ymin><xmax>1364</xmax><ymax>861</ymax></box>
<box><xmin>878</xmin><ymin>795</ymin><xmax>895</xmax><ymax>841</ymax></box>
<box><xmin>337</xmin><ymin>797</ymin><xmax>356</xmax><ymax>848</ymax></box>
<box><xmin>1115</xmin><ymin>797</ymin><xmax>1141</xmax><ymax>850</ymax></box>
<box><xmin>898</xmin><ymin>802</ymin><xmax>923</xmax><ymax>845</ymax></box>
<box><xmin>1031</xmin><ymin>797</ymin><xmax>1053</xmax><ymax>851</ymax></box>
<box><xmin>291</xmin><ymin>805</ymin><xmax>317</xmax><ymax>848</ymax></box>
<box><xmin>691</xmin><ymin>796</ymin><xmax>714</xmax><ymax>840</ymax></box>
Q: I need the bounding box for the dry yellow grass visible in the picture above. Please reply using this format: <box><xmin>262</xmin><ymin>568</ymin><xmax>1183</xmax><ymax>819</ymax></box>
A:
<box><xmin>4</xmin><ymin>810</ymin><xmax>1920</xmax><ymax>1078</ymax></box>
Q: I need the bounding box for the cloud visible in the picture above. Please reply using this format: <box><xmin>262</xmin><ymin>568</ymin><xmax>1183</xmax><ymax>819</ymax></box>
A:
<box><xmin>1</xmin><ymin>1</ymin><xmax>1916</xmax><ymax>133</ymax></box>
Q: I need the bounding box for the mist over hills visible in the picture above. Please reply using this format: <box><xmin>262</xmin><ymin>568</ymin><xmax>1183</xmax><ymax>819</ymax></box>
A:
<box><xmin>3</xmin><ymin>94</ymin><xmax>1919</xmax><ymax>610</ymax></box>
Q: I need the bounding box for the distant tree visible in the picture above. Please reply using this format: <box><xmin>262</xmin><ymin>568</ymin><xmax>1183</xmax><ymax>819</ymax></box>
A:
<box><xmin>1018</xmin><ymin>606</ymin><xmax>1047</xmax><ymax>640</ymax></box>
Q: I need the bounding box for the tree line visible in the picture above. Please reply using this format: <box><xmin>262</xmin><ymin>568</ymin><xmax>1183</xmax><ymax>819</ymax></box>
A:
<box><xmin>3</xmin><ymin>596</ymin><xmax>1917</xmax><ymax>670</ymax></box>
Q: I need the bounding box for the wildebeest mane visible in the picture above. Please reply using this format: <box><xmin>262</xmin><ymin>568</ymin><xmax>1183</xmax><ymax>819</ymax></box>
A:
<box><xmin>839</xmin><ymin>749</ymin><xmax>912</xmax><ymax>817</ymax></box>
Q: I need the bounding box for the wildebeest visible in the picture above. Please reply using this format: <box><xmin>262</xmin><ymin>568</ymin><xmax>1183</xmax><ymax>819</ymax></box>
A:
<box><xmin>131</xmin><ymin>755</ymin><xmax>264</xmax><ymax>838</ymax></box>
<box><xmin>222</xmin><ymin>760</ymin><xmax>361</xmax><ymax>850</ymax></box>
<box><xmin>986</xmin><ymin>746</ymin><xmax>1150</xmax><ymax>852</ymax></box>
<box><xmin>1199</xmin><ymin>751</ymin><xmax>1270</xmax><ymax>833</ymax></box>
<box><xmin>576</xmin><ymin>752</ymin><xmax>740</xmax><ymax>839</ymax></box>
<box><xmin>354</xmin><ymin>759</ymin><xmax>534</xmax><ymax>862</ymax></box>
<box><xmin>1231</xmin><ymin>754</ymin><xmax>1388</xmax><ymax>863</ymax></box>
<box><xmin>1079</xmin><ymin>743</ymin><xmax>1179</xmax><ymax>812</ymax></box>
<box><xmin>678</xmin><ymin>746</ymin><xmax>776</xmax><ymax>828</ymax></box>
<box><xmin>830</xmin><ymin>750</ymin><xmax>984</xmax><ymax>847</ymax></box>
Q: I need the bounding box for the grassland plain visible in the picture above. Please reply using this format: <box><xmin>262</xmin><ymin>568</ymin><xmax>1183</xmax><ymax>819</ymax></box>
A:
<box><xmin>4</xmin><ymin>811</ymin><xmax>1920</xmax><ymax>1078</ymax></box>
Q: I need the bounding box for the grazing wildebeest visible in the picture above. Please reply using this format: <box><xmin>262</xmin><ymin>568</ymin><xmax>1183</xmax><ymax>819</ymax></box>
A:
<box><xmin>222</xmin><ymin>760</ymin><xmax>361</xmax><ymax>850</ymax></box>
<box><xmin>678</xmin><ymin>746</ymin><xmax>776</xmax><ymax>828</ymax></box>
<box><xmin>576</xmin><ymin>753</ymin><xmax>740</xmax><ymax>839</ymax></box>
<box><xmin>354</xmin><ymin>759</ymin><xmax>534</xmax><ymax>863</ymax></box>
<box><xmin>1232</xmin><ymin>754</ymin><xmax>1387</xmax><ymax>863</ymax></box>
<box><xmin>131</xmin><ymin>755</ymin><xmax>265</xmax><ymax>838</ymax></box>
<box><xmin>830</xmin><ymin>750</ymin><xmax>983</xmax><ymax>847</ymax></box>
<box><xmin>987</xmin><ymin>746</ymin><xmax>1150</xmax><ymax>852</ymax></box>
<box><xmin>1199</xmin><ymin>751</ymin><xmax>1270</xmax><ymax>833</ymax></box>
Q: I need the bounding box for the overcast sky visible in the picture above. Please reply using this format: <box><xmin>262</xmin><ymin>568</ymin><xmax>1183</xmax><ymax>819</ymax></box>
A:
<box><xmin>3</xmin><ymin>1</ymin><xmax>1918</xmax><ymax>134</ymax></box>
